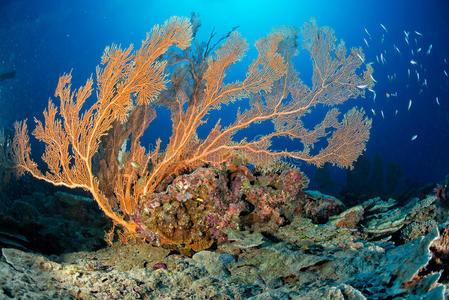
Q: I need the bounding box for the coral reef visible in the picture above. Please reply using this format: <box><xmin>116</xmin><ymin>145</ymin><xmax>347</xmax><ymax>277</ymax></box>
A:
<box><xmin>12</xmin><ymin>16</ymin><xmax>372</xmax><ymax>248</ymax></box>
<box><xmin>1</xmin><ymin>208</ymin><xmax>447</xmax><ymax>299</ymax></box>
<box><xmin>135</xmin><ymin>161</ymin><xmax>308</xmax><ymax>251</ymax></box>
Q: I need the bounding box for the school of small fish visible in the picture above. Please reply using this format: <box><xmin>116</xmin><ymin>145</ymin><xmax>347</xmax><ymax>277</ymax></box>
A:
<box><xmin>361</xmin><ymin>23</ymin><xmax>447</xmax><ymax>143</ymax></box>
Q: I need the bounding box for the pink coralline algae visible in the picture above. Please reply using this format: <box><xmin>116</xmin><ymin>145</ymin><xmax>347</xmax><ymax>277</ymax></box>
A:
<box><xmin>133</xmin><ymin>162</ymin><xmax>310</xmax><ymax>251</ymax></box>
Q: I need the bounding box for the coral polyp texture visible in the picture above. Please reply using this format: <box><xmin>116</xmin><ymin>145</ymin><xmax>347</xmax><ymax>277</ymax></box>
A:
<box><xmin>12</xmin><ymin>16</ymin><xmax>372</xmax><ymax>249</ymax></box>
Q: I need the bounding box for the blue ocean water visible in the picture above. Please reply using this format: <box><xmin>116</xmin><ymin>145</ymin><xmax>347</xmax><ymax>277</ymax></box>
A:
<box><xmin>0</xmin><ymin>0</ymin><xmax>448</xmax><ymax>194</ymax></box>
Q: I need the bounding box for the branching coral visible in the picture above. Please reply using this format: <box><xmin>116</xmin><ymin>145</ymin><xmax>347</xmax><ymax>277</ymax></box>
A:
<box><xmin>13</xmin><ymin>16</ymin><xmax>373</xmax><ymax>247</ymax></box>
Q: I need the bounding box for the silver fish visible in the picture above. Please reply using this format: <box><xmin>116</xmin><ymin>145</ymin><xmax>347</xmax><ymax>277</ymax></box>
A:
<box><xmin>357</xmin><ymin>53</ymin><xmax>364</xmax><ymax>63</ymax></box>
<box><xmin>364</xmin><ymin>27</ymin><xmax>371</xmax><ymax>37</ymax></box>
<box><xmin>364</xmin><ymin>38</ymin><xmax>369</xmax><ymax>47</ymax></box>
<box><xmin>423</xmin><ymin>79</ymin><xmax>427</xmax><ymax>86</ymax></box>
<box><xmin>380</xmin><ymin>23</ymin><xmax>388</xmax><ymax>32</ymax></box>
<box><xmin>357</xmin><ymin>84</ymin><xmax>368</xmax><ymax>89</ymax></box>
<box><xmin>410</xmin><ymin>59</ymin><xmax>418</xmax><ymax>65</ymax></box>
<box><xmin>371</xmin><ymin>108</ymin><xmax>376</xmax><ymax>115</ymax></box>
<box><xmin>368</xmin><ymin>88</ymin><xmax>376</xmax><ymax>101</ymax></box>
<box><xmin>444</xmin><ymin>70</ymin><xmax>448</xmax><ymax>77</ymax></box>
<box><xmin>395</xmin><ymin>109</ymin><xmax>398</xmax><ymax>116</ymax></box>
<box><xmin>427</xmin><ymin>44</ymin><xmax>432</xmax><ymax>55</ymax></box>
<box><xmin>408</xmin><ymin>69</ymin><xmax>410</xmax><ymax>78</ymax></box>
<box><xmin>130</xmin><ymin>161</ymin><xmax>140</xmax><ymax>169</ymax></box>
<box><xmin>415</xmin><ymin>30</ymin><xmax>422</xmax><ymax>36</ymax></box>
<box><xmin>411</xmin><ymin>134</ymin><xmax>418</xmax><ymax>141</ymax></box>
<box><xmin>370</xmin><ymin>74</ymin><xmax>377</xmax><ymax>83</ymax></box>
<box><xmin>416</xmin><ymin>71</ymin><xmax>419</xmax><ymax>81</ymax></box>
<box><xmin>394</xmin><ymin>44</ymin><xmax>401</xmax><ymax>53</ymax></box>
<box><xmin>408</xmin><ymin>99</ymin><xmax>412</xmax><ymax>111</ymax></box>
<box><xmin>404</xmin><ymin>30</ymin><xmax>409</xmax><ymax>38</ymax></box>
<box><xmin>417</xmin><ymin>48</ymin><xmax>422</xmax><ymax>53</ymax></box>
<box><xmin>436</xmin><ymin>97</ymin><xmax>440</xmax><ymax>105</ymax></box>
<box><xmin>381</xmin><ymin>110</ymin><xmax>385</xmax><ymax>119</ymax></box>
<box><xmin>405</xmin><ymin>37</ymin><xmax>409</xmax><ymax>45</ymax></box>
<box><xmin>380</xmin><ymin>53</ymin><xmax>385</xmax><ymax>64</ymax></box>
<box><xmin>376</xmin><ymin>55</ymin><xmax>380</xmax><ymax>63</ymax></box>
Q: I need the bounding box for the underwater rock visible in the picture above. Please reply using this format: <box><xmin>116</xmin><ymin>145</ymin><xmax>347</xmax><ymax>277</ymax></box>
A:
<box><xmin>360</xmin><ymin>195</ymin><xmax>444</xmax><ymax>243</ymax></box>
<box><xmin>351</xmin><ymin>228</ymin><xmax>446</xmax><ymax>299</ymax></box>
<box><xmin>415</xmin><ymin>222</ymin><xmax>449</xmax><ymax>283</ymax></box>
<box><xmin>1</xmin><ymin>214</ymin><xmax>447</xmax><ymax>299</ymax></box>
<box><xmin>330</xmin><ymin>205</ymin><xmax>364</xmax><ymax>229</ymax></box>
<box><xmin>139</xmin><ymin>167</ymin><xmax>237</xmax><ymax>251</ymax></box>
<box><xmin>362</xmin><ymin>197</ymin><xmax>417</xmax><ymax>236</ymax></box>
<box><xmin>137</xmin><ymin>164</ymin><xmax>309</xmax><ymax>251</ymax></box>
<box><xmin>221</xmin><ymin>228</ymin><xmax>265</xmax><ymax>249</ymax></box>
<box><xmin>297</xmin><ymin>190</ymin><xmax>345</xmax><ymax>224</ymax></box>
<box><xmin>400</xmin><ymin>220</ymin><xmax>439</xmax><ymax>243</ymax></box>
<box><xmin>192</xmin><ymin>251</ymin><xmax>231</xmax><ymax>277</ymax></box>
<box><xmin>0</xmin><ymin>190</ymin><xmax>109</xmax><ymax>255</ymax></box>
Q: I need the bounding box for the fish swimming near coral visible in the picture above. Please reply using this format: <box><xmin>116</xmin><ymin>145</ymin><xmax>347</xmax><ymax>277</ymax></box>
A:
<box><xmin>357</xmin><ymin>53</ymin><xmax>364</xmax><ymax>63</ymax></box>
